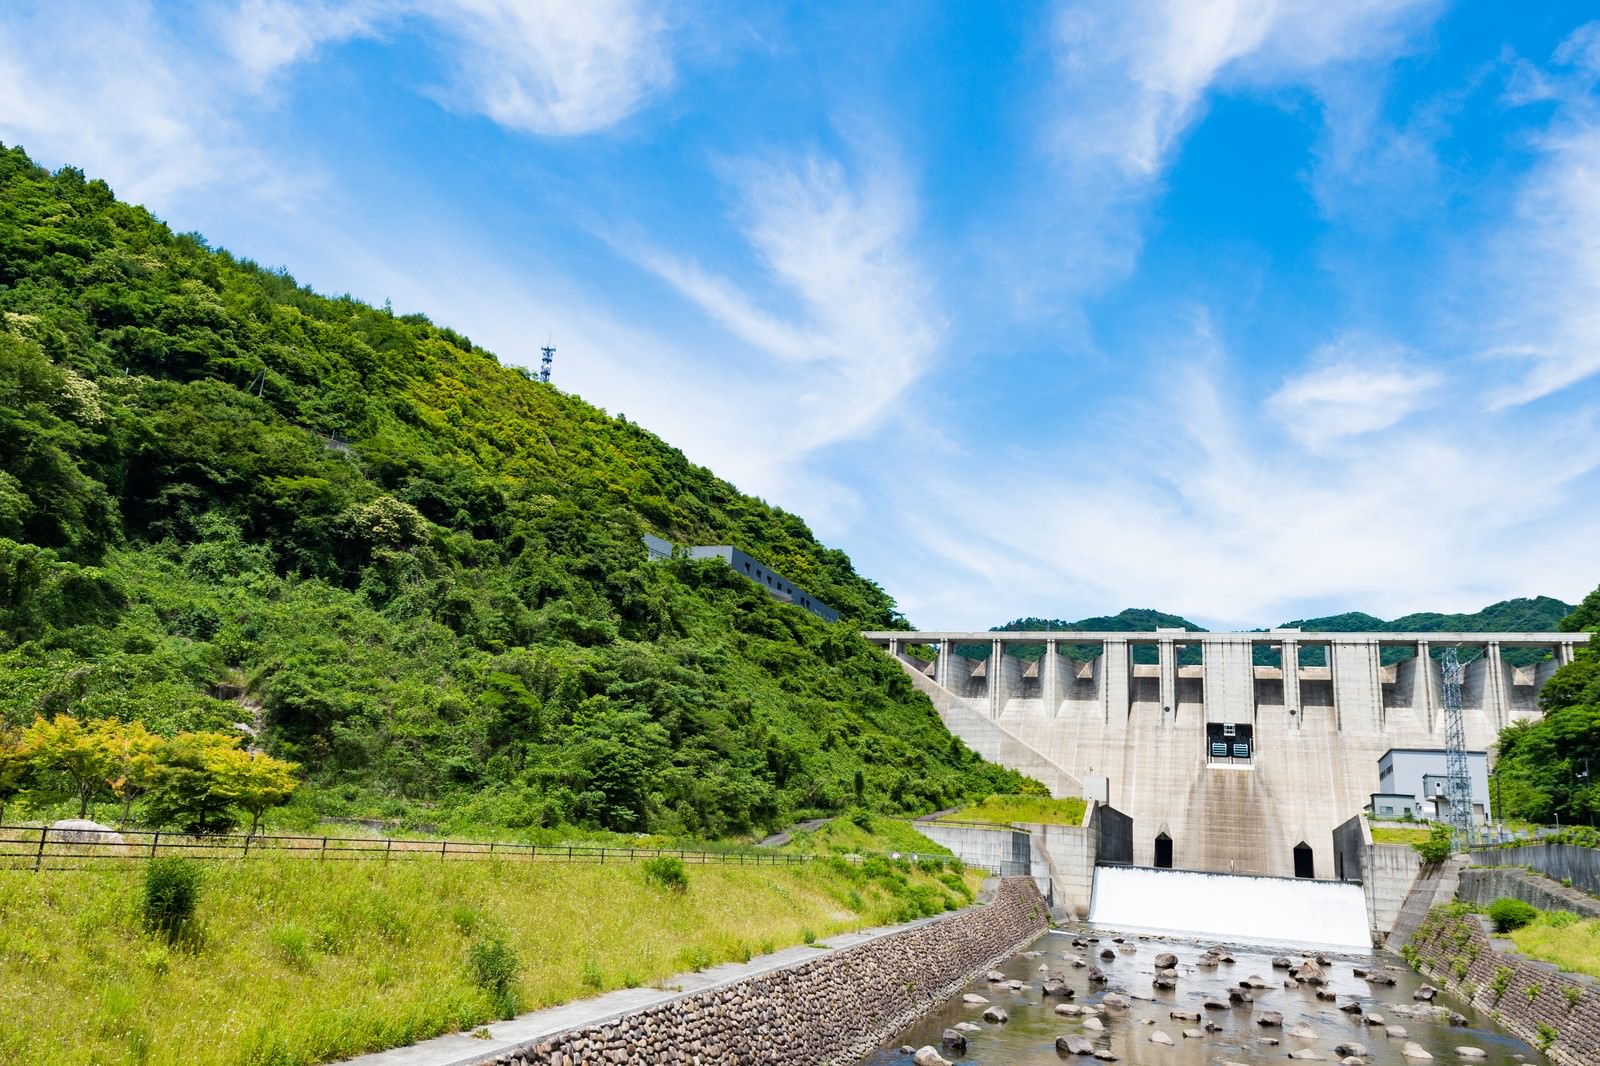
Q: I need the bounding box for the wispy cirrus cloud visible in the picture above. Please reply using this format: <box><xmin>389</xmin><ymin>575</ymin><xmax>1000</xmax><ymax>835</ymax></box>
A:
<box><xmin>1479</xmin><ymin>21</ymin><xmax>1600</xmax><ymax>408</ymax></box>
<box><xmin>624</xmin><ymin>143</ymin><xmax>943</xmax><ymax>457</ymax></box>
<box><xmin>1267</xmin><ymin>337</ymin><xmax>1441</xmax><ymax>452</ymax></box>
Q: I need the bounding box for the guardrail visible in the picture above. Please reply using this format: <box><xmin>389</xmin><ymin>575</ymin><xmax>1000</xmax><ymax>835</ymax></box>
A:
<box><xmin>0</xmin><ymin>824</ymin><xmax>998</xmax><ymax>874</ymax></box>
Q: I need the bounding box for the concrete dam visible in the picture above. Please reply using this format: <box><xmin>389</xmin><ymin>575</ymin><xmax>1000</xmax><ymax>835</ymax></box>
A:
<box><xmin>866</xmin><ymin>628</ymin><xmax>1587</xmax><ymax>881</ymax></box>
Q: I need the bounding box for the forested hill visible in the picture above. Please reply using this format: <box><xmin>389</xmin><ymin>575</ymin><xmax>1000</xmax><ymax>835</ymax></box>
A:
<box><xmin>0</xmin><ymin>144</ymin><xmax>1033</xmax><ymax>836</ymax></box>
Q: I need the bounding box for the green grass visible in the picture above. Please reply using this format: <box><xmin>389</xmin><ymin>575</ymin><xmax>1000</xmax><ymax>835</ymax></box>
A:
<box><xmin>780</xmin><ymin>814</ymin><xmax>953</xmax><ymax>858</ymax></box>
<box><xmin>0</xmin><ymin>855</ymin><xmax>980</xmax><ymax>1066</ymax></box>
<box><xmin>937</xmin><ymin>794</ymin><xmax>1088</xmax><ymax>827</ymax></box>
<box><xmin>1371</xmin><ymin>825</ymin><xmax>1434</xmax><ymax>845</ymax></box>
<box><xmin>1507</xmin><ymin>910</ymin><xmax>1600</xmax><ymax>979</ymax></box>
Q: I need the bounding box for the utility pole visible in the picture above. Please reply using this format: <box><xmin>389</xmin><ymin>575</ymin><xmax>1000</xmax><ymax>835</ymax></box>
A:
<box><xmin>539</xmin><ymin>341</ymin><xmax>555</xmax><ymax>384</ymax></box>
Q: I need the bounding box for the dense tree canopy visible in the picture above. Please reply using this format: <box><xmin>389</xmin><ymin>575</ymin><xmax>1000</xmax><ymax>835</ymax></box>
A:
<box><xmin>0</xmin><ymin>144</ymin><xmax>1030</xmax><ymax>836</ymax></box>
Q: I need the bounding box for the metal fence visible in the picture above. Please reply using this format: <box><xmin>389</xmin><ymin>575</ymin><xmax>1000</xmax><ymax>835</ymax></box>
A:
<box><xmin>0</xmin><ymin>824</ymin><xmax>992</xmax><ymax>874</ymax></box>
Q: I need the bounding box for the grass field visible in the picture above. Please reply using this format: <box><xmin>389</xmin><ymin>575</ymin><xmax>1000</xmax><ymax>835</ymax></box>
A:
<box><xmin>1370</xmin><ymin>825</ymin><xmax>1434</xmax><ymax>845</ymax></box>
<box><xmin>937</xmin><ymin>794</ymin><xmax>1088</xmax><ymax>827</ymax></box>
<box><xmin>0</xmin><ymin>850</ymin><xmax>979</xmax><ymax>1066</ymax></box>
<box><xmin>782</xmin><ymin>814</ymin><xmax>954</xmax><ymax>857</ymax></box>
<box><xmin>1507</xmin><ymin>910</ymin><xmax>1600</xmax><ymax>979</ymax></box>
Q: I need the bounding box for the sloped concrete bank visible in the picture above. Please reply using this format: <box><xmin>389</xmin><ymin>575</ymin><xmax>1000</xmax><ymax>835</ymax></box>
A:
<box><xmin>1408</xmin><ymin>906</ymin><xmax>1599</xmax><ymax>1066</ymax></box>
<box><xmin>346</xmin><ymin>877</ymin><xmax>1047</xmax><ymax>1066</ymax></box>
<box><xmin>1457</xmin><ymin>866</ymin><xmax>1600</xmax><ymax>920</ymax></box>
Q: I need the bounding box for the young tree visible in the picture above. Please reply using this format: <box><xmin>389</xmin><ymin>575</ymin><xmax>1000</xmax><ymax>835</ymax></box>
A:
<box><xmin>0</xmin><ymin>729</ymin><xmax>30</xmax><ymax>824</ymax></box>
<box><xmin>22</xmin><ymin>714</ymin><xmax>117</xmax><ymax>818</ymax></box>
<box><xmin>144</xmin><ymin>732</ymin><xmax>245</xmax><ymax>835</ymax></box>
<box><xmin>103</xmin><ymin>719</ymin><xmax>164</xmax><ymax>826</ymax></box>
<box><xmin>222</xmin><ymin>747</ymin><xmax>299</xmax><ymax>837</ymax></box>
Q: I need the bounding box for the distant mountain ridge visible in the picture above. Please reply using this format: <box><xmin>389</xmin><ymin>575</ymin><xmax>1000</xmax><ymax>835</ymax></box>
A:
<box><xmin>982</xmin><ymin>599</ymin><xmax>1574</xmax><ymax>667</ymax></box>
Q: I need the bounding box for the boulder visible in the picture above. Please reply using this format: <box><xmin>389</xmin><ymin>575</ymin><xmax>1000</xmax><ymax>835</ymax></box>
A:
<box><xmin>1386</xmin><ymin>1026</ymin><xmax>1408</xmax><ymax>1040</ymax></box>
<box><xmin>1149</xmin><ymin>1031</ymin><xmax>1174</xmax><ymax>1045</ymax></box>
<box><xmin>1257</xmin><ymin>1011</ymin><xmax>1284</xmax><ymax>1027</ymax></box>
<box><xmin>1067</xmin><ymin>954</ymin><xmax>1088</xmax><ymax>967</ymax></box>
<box><xmin>1288</xmin><ymin>1022</ymin><xmax>1318</xmax><ymax>1040</ymax></box>
<box><xmin>1316</xmin><ymin>988</ymin><xmax>1338</xmax><ymax>1001</ymax></box>
<box><xmin>912</xmin><ymin>1048</ymin><xmax>951</xmax><ymax>1066</ymax></box>
<box><xmin>1363</xmin><ymin>1014</ymin><xmax>1385</xmax><ymax>1027</ymax></box>
<box><xmin>1335</xmin><ymin>1043</ymin><xmax>1369</xmax><ymax>1057</ymax></box>
<box><xmin>954</xmin><ymin>1022</ymin><xmax>981</xmax><ymax>1032</ymax></box>
<box><xmin>1088</xmin><ymin>965</ymin><xmax>1108</xmax><ymax>984</ymax></box>
<box><xmin>1154</xmin><ymin>952</ymin><xmax>1179</xmax><ymax>969</ymax></box>
<box><xmin>1261</xmin><ymin>1038</ymin><xmax>1281</xmax><ymax>1046</ymax></box>
<box><xmin>1101</xmin><ymin>993</ymin><xmax>1130</xmax><ymax>1010</ymax></box>
<box><xmin>1228</xmin><ymin>988</ymin><xmax>1251</xmax><ymax>1004</ymax></box>
<box><xmin>985</xmin><ymin>969</ymin><xmax>1007</xmax><ymax>982</ymax></box>
<box><xmin>1055</xmin><ymin>1003</ymin><xmax>1084</xmax><ymax>1016</ymax></box>
<box><xmin>1100</xmin><ymin>947</ymin><xmax>1115</xmax><ymax>959</ymax></box>
<box><xmin>981</xmin><ymin>1006</ymin><xmax>1009</xmax><ymax>1024</ymax></box>
<box><xmin>961</xmin><ymin>993</ymin><xmax>989</xmax><ymax>1005</ymax></box>
<box><xmin>1118</xmin><ymin>943</ymin><xmax>1137</xmax><ymax>954</ymax></box>
<box><xmin>1204</xmin><ymin>1021</ymin><xmax>1224</xmax><ymax>1033</ymax></box>
<box><xmin>1042</xmin><ymin>979</ymin><xmax>1074</xmax><ymax>999</ymax></box>
<box><xmin>899</xmin><ymin>1046</ymin><xmax>914</xmax><ymax>1056</ymax></box>
<box><xmin>1242</xmin><ymin>975</ymin><xmax>1269</xmax><ymax>988</ymax></box>
<box><xmin>1056</xmin><ymin>1035</ymin><xmax>1095</xmax><ymax>1055</ymax></box>
<box><xmin>1203</xmin><ymin>998</ymin><xmax>1230</xmax><ymax>1011</ymax></box>
<box><xmin>1413</xmin><ymin>985</ymin><xmax>1438</xmax><ymax>1002</ymax></box>
<box><xmin>1005</xmin><ymin>979</ymin><xmax>1024</xmax><ymax>991</ymax></box>
<box><xmin>940</xmin><ymin>1030</ymin><xmax>966</xmax><ymax>1052</ymax></box>
<box><xmin>1272</xmin><ymin>956</ymin><xmax>1294</xmax><ymax>969</ymax></box>
<box><xmin>1339</xmin><ymin>1002</ymin><xmax>1364</xmax><ymax>1014</ymax></box>
<box><xmin>1082</xmin><ymin>1016</ymin><xmax>1104</xmax><ymax>1032</ymax></box>
<box><xmin>1169</xmin><ymin>1010</ymin><xmax>1200</xmax><ymax>1021</ymax></box>
<box><xmin>1092</xmin><ymin>1052</ymin><xmax>1118</xmax><ymax>1062</ymax></box>
<box><xmin>1296</xmin><ymin>958</ymin><xmax>1327</xmax><ymax>985</ymax></box>
<box><xmin>1365</xmin><ymin>972</ymin><xmax>1397</xmax><ymax>987</ymax></box>
<box><xmin>1287</xmin><ymin>1052</ymin><xmax>1325</xmax><ymax>1061</ymax></box>
<box><xmin>1454</xmin><ymin>1050</ymin><xmax>1487</xmax><ymax>1060</ymax></box>
<box><xmin>1402</xmin><ymin>1043</ymin><xmax>1433</xmax><ymax>1060</ymax></box>
<box><xmin>1153</xmin><ymin>976</ymin><xmax>1177</xmax><ymax>990</ymax></box>
<box><xmin>1196</xmin><ymin>955</ymin><xmax>1219</xmax><ymax>968</ymax></box>
<box><xmin>1182</xmin><ymin>1028</ymin><xmax>1206</xmax><ymax>1039</ymax></box>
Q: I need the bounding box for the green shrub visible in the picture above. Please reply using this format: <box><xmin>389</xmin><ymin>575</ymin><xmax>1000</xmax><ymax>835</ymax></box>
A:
<box><xmin>1537</xmin><ymin>1023</ymin><xmax>1558</xmax><ymax>1051</ymax></box>
<box><xmin>1565</xmin><ymin>985</ymin><xmax>1582</xmax><ymax>1008</ymax></box>
<box><xmin>641</xmin><ymin>856</ymin><xmax>688</xmax><ymax>893</ymax></box>
<box><xmin>1527</xmin><ymin>981</ymin><xmax>1542</xmax><ymax>1002</ymax></box>
<box><xmin>1489</xmin><ymin>898</ymin><xmax>1538</xmax><ymax>932</ymax></box>
<box><xmin>1490</xmin><ymin>966</ymin><xmax>1513</xmax><ymax>1000</ymax></box>
<box><xmin>466</xmin><ymin>938</ymin><xmax>521</xmax><ymax>1019</ymax></box>
<box><xmin>140</xmin><ymin>857</ymin><xmax>203</xmax><ymax>942</ymax></box>
<box><xmin>1546</xmin><ymin>909</ymin><xmax>1580</xmax><ymax>928</ymax></box>
<box><xmin>1414</xmin><ymin>824</ymin><xmax>1453</xmax><ymax>863</ymax></box>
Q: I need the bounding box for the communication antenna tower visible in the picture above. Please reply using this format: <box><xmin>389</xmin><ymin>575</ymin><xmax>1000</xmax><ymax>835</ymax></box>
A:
<box><xmin>1441</xmin><ymin>646</ymin><xmax>1480</xmax><ymax>849</ymax></box>
<box><xmin>539</xmin><ymin>340</ymin><xmax>555</xmax><ymax>384</ymax></box>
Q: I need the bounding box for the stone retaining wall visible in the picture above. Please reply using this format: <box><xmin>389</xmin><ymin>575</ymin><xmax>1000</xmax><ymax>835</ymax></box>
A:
<box><xmin>1408</xmin><ymin>906</ymin><xmax>1599</xmax><ymax>1066</ymax></box>
<box><xmin>482</xmin><ymin>877</ymin><xmax>1048</xmax><ymax>1066</ymax></box>
<box><xmin>1468</xmin><ymin>843</ymin><xmax>1600</xmax><ymax>898</ymax></box>
<box><xmin>1457</xmin><ymin>867</ymin><xmax>1600</xmax><ymax>919</ymax></box>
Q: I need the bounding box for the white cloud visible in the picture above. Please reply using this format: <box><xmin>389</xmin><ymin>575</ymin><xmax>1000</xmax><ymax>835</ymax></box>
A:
<box><xmin>1267</xmin><ymin>337</ymin><xmax>1440</xmax><ymax>451</ymax></box>
<box><xmin>624</xmin><ymin>144</ymin><xmax>943</xmax><ymax>458</ymax></box>
<box><xmin>1480</xmin><ymin>26</ymin><xmax>1600</xmax><ymax>408</ymax></box>
<box><xmin>217</xmin><ymin>0</ymin><xmax>385</xmax><ymax>85</ymax></box>
<box><xmin>424</xmin><ymin>0</ymin><xmax>674</xmax><ymax>136</ymax></box>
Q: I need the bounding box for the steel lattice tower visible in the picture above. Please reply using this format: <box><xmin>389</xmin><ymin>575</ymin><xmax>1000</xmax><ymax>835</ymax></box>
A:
<box><xmin>539</xmin><ymin>343</ymin><xmax>555</xmax><ymax>384</ymax></box>
<box><xmin>1441</xmin><ymin>646</ymin><xmax>1475</xmax><ymax>848</ymax></box>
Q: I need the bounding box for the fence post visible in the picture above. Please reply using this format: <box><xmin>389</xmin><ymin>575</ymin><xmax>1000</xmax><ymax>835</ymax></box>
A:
<box><xmin>599</xmin><ymin>847</ymin><xmax>606</xmax><ymax>865</ymax></box>
<box><xmin>320</xmin><ymin>836</ymin><xmax>329</xmax><ymax>861</ymax></box>
<box><xmin>385</xmin><ymin>838</ymin><xmax>392</xmax><ymax>863</ymax></box>
<box><xmin>149</xmin><ymin>830</ymin><xmax>160</xmax><ymax>859</ymax></box>
<box><xmin>440</xmin><ymin>839</ymin><xmax>447</xmax><ymax>861</ymax></box>
<box><xmin>32</xmin><ymin>826</ymin><xmax>47</xmax><ymax>872</ymax></box>
<box><xmin>242</xmin><ymin>832</ymin><xmax>251</xmax><ymax>859</ymax></box>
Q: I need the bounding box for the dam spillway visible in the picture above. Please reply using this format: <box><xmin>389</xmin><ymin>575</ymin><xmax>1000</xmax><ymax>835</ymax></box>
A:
<box><xmin>1087</xmin><ymin>864</ymin><xmax>1371</xmax><ymax>951</ymax></box>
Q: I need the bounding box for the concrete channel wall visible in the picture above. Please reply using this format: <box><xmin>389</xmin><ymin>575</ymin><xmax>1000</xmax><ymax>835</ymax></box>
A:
<box><xmin>1456</xmin><ymin>866</ymin><xmax>1600</xmax><ymax>919</ymax></box>
<box><xmin>436</xmin><ymin>878</ymin><xmax>1048</xmax><ymax>1066</ymax></box>
<box><xmin>1468</xmin><ymin>843</ymin><xmax>1600</xmax><ymax>898</ymax></box>
<box><xmin>1331</xmin><ymin>815</ymin><xmax>1425</xmax><ymax>944</ymax></box>
<box><xmin>1409</xmin><ymin>906</ymin><xmax>1600</xmax><ymax>1066</ymax></box>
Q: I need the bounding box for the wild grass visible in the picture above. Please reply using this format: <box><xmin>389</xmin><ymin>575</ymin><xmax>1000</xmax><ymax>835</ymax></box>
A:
<box><xmin>782</xmin><ymin>813</ymin><xmax>952</xmax><ymax>858</ymax></box>
<box><xmin>1508</xmin><ymin>909</ymin><xmax>1600</xmax><ymax>979</ymax></box>
<box><xmin>0</xmin><ymin>853</ymin><xmax>978</xmax><ymax>1066</ymax></box>
<box><xmin>938</xmin><ymin>793</ymin><xmax>1088</xmax><ymax>827</ymax></box>
<box><xmin>1370</xmin><ymin>825</ymin><xmax>1434</xmax><ymax>845</ymax></box>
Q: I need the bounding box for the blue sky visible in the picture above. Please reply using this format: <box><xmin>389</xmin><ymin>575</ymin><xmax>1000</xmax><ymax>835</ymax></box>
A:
<box><xmin>3</xmin><ymin>1</ymin><xmax>1599</xmax><ymax>631</ymax></box>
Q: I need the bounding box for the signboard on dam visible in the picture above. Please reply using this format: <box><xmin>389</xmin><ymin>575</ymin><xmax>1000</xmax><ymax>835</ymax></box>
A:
<box><xmin>865</xmin><ymin>628</ymin><xmax>1587</xmax><ymax>879</ymax></box>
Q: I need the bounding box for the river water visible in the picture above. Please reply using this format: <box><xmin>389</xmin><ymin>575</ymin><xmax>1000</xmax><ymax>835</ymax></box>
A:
<box><xmin>862</xmin><ymin>927</ymin><xmax>1547</xmax><ymax>1066</ymax></box>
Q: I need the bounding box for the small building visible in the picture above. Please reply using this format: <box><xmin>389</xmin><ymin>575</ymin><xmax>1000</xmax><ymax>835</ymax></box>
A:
<box><xmin>641</xmin><ymin>537</ymin><xmax>839</xmax><ymax>623</ymax></box>
<box><xmin>1375</xmin><ymin>748</ymin><xmax>1491</xmax><ymax>824</ymax></box>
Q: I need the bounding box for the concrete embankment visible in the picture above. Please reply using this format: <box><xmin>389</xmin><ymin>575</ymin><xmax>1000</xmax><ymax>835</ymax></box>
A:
<box><xmin>342</xmin><ymin>878</ymin><xmax>1047</xmax><ymax>1066</ymax></box>
<box><xmin>1408</xmin><ymin>906</ymin><xmax>1600</xmax><ymax>1066</ymax></box>
<box><xmin>1468</xmin><ymin>842</ymin><xmax>1600</xmax><ymax>898</ymax></box>
<box><xmin>1456</xmin><ymin>865</ymin><xmax>1600</xmax><ymax>919</ymax></box>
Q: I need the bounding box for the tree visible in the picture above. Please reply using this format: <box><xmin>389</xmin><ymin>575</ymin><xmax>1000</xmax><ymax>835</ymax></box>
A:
<box><xmin>103</xmin><ymin>719</ymin><xmax>164</xmax><ymax>825</ymax></box>
<box><xmin>144</xmin><ymin>732</ymin><xmax>245</xmax><ymax>835</ymax></box>
<box><xmin>22</xmin><ymin>714</ymin><xmax>118</xmax><ymax>818</ymax></box>
<box><xmin>0</xmin><ymin>728</ymin><xmax>29</xmax><ymax>824</ymax></box>
<box><xmin>220</xmin><ymin>747</ymin><xmax>299</xmax><ymax>837</ymax></box>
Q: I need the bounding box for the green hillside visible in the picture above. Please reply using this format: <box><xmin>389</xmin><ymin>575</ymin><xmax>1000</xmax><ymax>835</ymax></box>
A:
<box><xmin>0</xmin><ymin>144</ymin><xmax>1031</xmax><ymax>836</ymax></box>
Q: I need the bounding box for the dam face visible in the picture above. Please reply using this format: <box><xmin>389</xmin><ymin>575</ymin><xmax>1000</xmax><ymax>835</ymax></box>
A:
<box><xmin>866</xmin><ymin>629</ymin><xmax>1587</xmax><ymax>879</ymax></box>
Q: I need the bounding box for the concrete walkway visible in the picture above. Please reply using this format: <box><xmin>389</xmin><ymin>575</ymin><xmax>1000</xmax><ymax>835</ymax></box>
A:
<box><xmin>337</xmin><ymin>908</ymin><xmax>975</xmax><ymax>1066</ymax></box>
